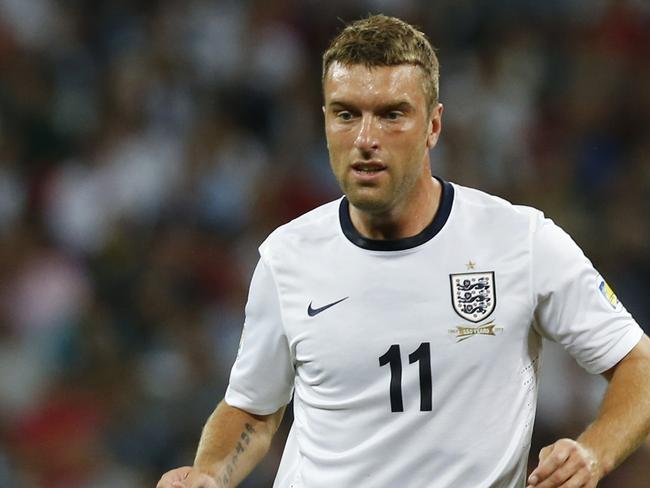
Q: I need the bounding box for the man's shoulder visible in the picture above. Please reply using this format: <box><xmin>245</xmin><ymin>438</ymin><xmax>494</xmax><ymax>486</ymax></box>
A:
<box><xmin>452</xmin><ymin>182</ymin><xmax>545</xmax><ymax>225</ymax></box>
<box><xmin>260</xmin><ymin>197</ymin><xmax>343</xmax><ymax>255</ymax></box>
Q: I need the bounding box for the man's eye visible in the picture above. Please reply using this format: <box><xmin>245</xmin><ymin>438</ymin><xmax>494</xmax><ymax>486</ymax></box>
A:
<box><xmin>337</xmin><ymin>111</ymin><xmax>353</xmax><ymax>121</ymax></box>
<box><xmin>385</xmin><ymin>111</ymin><xmax>403</xmax><ymax>120</ymax></box>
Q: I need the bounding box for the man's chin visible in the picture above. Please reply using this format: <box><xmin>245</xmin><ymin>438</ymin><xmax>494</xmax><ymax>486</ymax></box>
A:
<box><xmin>346</xmin><ymin>191</ymin><xmax>391</xmax><ymax>214</ymax></box>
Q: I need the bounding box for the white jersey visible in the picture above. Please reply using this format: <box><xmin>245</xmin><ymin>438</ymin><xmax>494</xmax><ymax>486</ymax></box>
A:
<box><xmin>225</xmin><ymin>179</ymin><xmax>643</xmax><ymax>488</ymax></box>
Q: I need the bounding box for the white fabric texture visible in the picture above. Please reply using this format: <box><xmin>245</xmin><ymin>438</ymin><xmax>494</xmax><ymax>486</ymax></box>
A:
<box><xmin>225</xmin><ymin>180</ymin><xmax>643</xmax><ymax>488</ymax></box>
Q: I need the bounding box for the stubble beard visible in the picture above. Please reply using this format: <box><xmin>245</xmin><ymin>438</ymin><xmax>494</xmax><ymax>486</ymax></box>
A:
<box><xmin>341</xmin><ymin>168</ymin><xmax>421</xmax><ymax>217</ymax></box>
<box><xmin>331</xmin><ymin>142</ymin><xmax>429</xmax><ymax>217</ymax></box>
<box><xmin>345</xmin><ymin>183</ymin><xmax>392</xmax><ymax>214</ymax></box>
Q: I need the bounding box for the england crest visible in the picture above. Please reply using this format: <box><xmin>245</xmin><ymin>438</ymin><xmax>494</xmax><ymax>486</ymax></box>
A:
<box><xmin>450</xmin><ymin>272</ymin><xmax>496</xmax><ymax>323</ymax></box>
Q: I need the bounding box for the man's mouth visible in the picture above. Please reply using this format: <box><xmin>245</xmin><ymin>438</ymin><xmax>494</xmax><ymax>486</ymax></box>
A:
<box><xmin>351</xmin><ymin>162</ymin><xmax>387</xmax><ymax>174</ymax></box>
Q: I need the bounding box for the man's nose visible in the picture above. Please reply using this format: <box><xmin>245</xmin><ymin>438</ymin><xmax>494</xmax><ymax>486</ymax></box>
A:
<box><xmin>353</xmin><ymin>115</ymin><xmax>379</xmax><ymax>152</ymax></box>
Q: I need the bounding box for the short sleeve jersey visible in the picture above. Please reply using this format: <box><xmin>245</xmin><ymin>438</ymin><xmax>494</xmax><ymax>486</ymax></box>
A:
<box><xmin>225</xmin><ymin>179</ymin><xmax>643</xmax><ymax>488</ymax></box>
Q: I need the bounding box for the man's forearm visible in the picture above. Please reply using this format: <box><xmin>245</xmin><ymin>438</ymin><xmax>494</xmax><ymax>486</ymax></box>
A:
<box><xmin>194</xmin><ymin>400</ymin><xmax>285</xmax><ymax>488</ymax></box>
<box><xmin>578</xmin><ymin>335</ymin><xmax>650</xmax><ymax>479</ymax></box>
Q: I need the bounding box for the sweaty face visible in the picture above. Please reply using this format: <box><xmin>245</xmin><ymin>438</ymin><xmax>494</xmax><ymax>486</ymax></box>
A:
<box><xmin>323</xmin><ymin>63</ymin><xmax>441</xmax><ymax>215</ymax></box>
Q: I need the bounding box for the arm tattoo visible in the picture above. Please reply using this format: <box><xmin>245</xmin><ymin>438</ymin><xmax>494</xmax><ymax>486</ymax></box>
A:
<box><xmin>217</xmin><ymin>423</ymin><xmax>257</xmax><ymax>488</ymax></box>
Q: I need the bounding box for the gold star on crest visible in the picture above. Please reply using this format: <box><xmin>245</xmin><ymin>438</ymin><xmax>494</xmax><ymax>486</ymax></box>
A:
<box><xmin>466</xmin><ymin>260</ymin><xmax>476</xmax><ymax>270</ymax></box>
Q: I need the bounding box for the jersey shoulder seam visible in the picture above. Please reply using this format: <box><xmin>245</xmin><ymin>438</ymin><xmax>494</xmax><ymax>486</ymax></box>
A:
<box><xmin>264</xmin><ymin>198</ymin><xmax>342</xmax><ymax>246</ymax></box>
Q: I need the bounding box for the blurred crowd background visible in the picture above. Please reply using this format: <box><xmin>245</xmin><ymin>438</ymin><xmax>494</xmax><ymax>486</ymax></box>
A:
<box><xmin>0</xmin><ymin>0</ymin><xmax>648</xmax><ymax>486</ymax></box>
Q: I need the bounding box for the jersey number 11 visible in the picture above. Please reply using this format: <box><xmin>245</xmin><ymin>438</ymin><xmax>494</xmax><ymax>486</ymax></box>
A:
<box><xmin>379</xmin><ymin>343</ymin><xmax>432</xmax><ymax>412</ymax></box>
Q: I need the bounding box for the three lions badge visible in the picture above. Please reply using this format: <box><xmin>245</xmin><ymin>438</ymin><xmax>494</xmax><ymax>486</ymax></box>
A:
<box><xmin>450</xmin><ymin>272</ymin><xmax>496</xmax><ymax>323</ymax></box>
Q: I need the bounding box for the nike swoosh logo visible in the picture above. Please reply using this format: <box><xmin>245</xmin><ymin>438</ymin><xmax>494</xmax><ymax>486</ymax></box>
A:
<box><xmin>307</xmin><ymin>297</ymin><xmax>349</xmax><ymax>317</ymax></box>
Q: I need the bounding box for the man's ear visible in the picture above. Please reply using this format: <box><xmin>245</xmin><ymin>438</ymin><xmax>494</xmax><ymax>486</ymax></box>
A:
<box><xmin>426</xmin><ymin>103</ymin><xmax>444</xmax><ymax>149</ymax></box>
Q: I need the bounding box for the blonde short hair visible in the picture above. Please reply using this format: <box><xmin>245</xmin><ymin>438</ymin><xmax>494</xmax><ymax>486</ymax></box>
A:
<box><xmin>322</xmin><ymin>14</ymin><xmax>440</xmax><ymax>114</ymax></box>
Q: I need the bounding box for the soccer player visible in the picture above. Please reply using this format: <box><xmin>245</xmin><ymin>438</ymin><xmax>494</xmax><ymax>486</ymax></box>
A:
<box><xmin>157</xmin><ymin>14</ymin><xmax>650</xmax><ymax>488</ymax></box>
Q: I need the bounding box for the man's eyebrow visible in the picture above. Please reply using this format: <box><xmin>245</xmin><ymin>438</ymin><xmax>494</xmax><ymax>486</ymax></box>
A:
<box><xmin>327</xmin><ymin>100</ymin><xmax>354</xmax><ymax>109</ymax></box>
<box><xmin>377</xmin><ymin>101</ymin><xmax>414</xmax><ymax>112</ymax></box>
<box><xmin>326</xmin><ymin>100</ymin><xmax>414</xmax><ymax>111</ymax></box>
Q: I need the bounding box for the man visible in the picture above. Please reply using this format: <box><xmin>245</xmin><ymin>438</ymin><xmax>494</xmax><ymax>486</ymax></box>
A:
<box><xmin>157</xmin><ymin>15</ymin><xmax>650</xmax><ymax>488</ymax></box>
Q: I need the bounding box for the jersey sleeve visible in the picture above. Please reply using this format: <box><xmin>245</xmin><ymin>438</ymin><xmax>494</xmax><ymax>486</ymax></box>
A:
<box><xmin>224</xmin><ymin>256</ymin><xmax>295</xmax><ymax>414</ymax></box>
<box><xmin>531</xmin><ymin>214</ymin><xmax>643</xmax><ymax>374</ymax></box>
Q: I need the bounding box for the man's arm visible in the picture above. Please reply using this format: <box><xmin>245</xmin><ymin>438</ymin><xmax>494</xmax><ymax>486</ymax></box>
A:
<box><xmin>527</xmin><ymin>334</ymin><xmax>650</xmax><ymax>488</ymax></box>
<box><xmin>156</xmin><ymin>400</ymin><xmax>286</xmax><ymax>488</ymax></box>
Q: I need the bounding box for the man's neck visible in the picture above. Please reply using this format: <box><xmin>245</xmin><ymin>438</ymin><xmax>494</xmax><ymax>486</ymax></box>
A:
<box><xmin>349</xmin><ymin>177</ymin><xmax>441</xmax><ymax>241</ymax></box>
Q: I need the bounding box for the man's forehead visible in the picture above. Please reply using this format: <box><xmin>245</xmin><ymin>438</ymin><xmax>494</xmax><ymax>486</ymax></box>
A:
<box><xmin>325</xmin><ymin>61</ymin><xmax>422</xmax><ymax>83</ymax></box>
<box><xmin>324</xmin><ymin>62</ymin><xmax>426</xmax><ymax>103</ymax></box>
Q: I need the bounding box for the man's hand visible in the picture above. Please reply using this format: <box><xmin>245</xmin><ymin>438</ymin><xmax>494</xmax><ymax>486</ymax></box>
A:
<box><xmin>156</xmin><ymin>466</ymin><xmax>218</xmax><ymax>488</ymax></box>
<box><xmin>526</xmin><ymin>439</ymin><xmax>601</xmax><ymax>488</ymax></box>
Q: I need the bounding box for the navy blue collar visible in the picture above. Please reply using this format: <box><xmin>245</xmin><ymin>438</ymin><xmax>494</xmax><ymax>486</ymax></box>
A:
<box><xmin>339</xmin><ymin>178</ymin><xmax>454</xmax><ymax>251</ymax></box>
